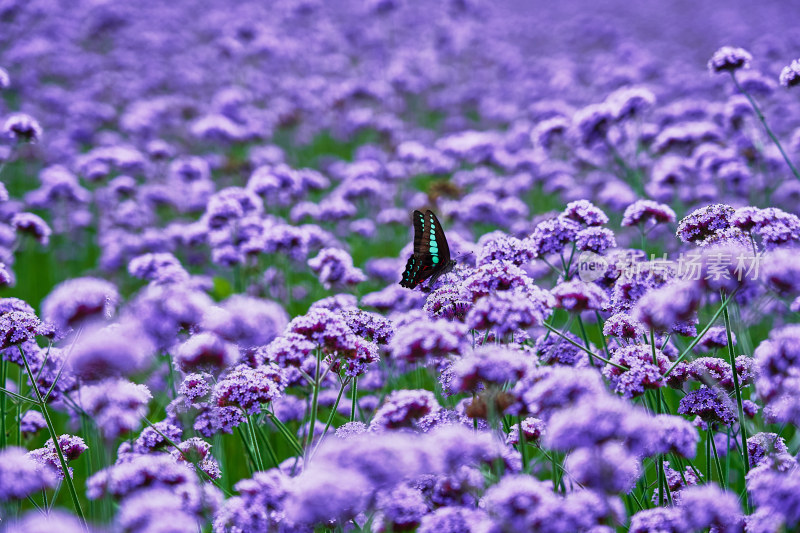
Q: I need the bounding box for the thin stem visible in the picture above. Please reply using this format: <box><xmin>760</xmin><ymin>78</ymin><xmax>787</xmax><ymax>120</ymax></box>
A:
<box><xmin>650</xmin><ymin>329</ymin><xmax>665</xmax><ymax>507</ymax></box>
<box><xmin>722</xmin><ymin>290</ymin><xmax>750</xmax><ymax>508</ymax></box>
<box><xmin>0</xmin><ymin>359</ymin><xmax>6</xmax><ymax>448</ymax></box>
<box><xmin>305</xmin><ymin>347</ymin><xmax>323</xmax><ymax>465</ymax></box>
<box><xmin>18</xmin><ymin>346</ymin><xmax>87</xmax><ymax>531</ymax></box>
<box><xmin>731</xmin><ymin>72</ymin><xmax>800</xmax><ymax>180</ymax></box>
<box><xmin>246</xmin><ymin>415</ymin><xmax>264</xmax><ymax>471</ymax></box>
<box><xmin>576</xmin><ymin>315</ymin><xmax>594</xmax><ymax>367</ymax></box>
<box><xmin>594</xmin><ymin>311</ymin><xmax>611</xmax><ymax>359</ymax></box>
<box><xmin>709</xmin><ymin>429</ymin><xmax>725</xmax><ymax>489</ymax></box>
<box><xmin>266</xmin><ymin>412</ymin><xmax>305</xmax><ymax>457</ymax></box>
<box><xmin>311</xmin><ymin>379</ymin><xmax>349</xmax><ymax>458</ymax></box>
<box><xmin>518</xmin><ymin>417</ymin><xmax>528</xmax><ymax>472</ymax></box>
<box><xmin>350</xmin><ymin>376</ymin><xmax>358</xmax><ymax>423</ymax></box>
<box><xmin>235</xmin><ymin>426</ymin><xmax>258</xmax><ymax>474</ymax></box>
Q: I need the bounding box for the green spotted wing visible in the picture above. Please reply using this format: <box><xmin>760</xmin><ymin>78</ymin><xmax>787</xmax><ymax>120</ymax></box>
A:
<box><xmin>400</xmin><ymin>210</ymin><xmax>452</xmax><ymax>289</ymax></box>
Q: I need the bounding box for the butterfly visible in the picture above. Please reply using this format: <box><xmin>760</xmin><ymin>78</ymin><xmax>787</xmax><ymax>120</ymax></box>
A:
<box><xmin>400</xmin><ymin>209</ymin><xmax>456</xmax><ymax>291</ymax></box>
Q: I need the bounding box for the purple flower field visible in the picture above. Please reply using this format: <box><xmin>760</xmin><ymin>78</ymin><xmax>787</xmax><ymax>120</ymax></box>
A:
<box><xmin>2</xmin><ymin>0</ymin><xmax>800</xmax><ymax>531</ymax></box>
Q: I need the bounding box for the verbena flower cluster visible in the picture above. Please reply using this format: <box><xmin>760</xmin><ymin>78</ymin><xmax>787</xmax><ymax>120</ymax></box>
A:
<box><xmin>0</xmin><ymin>2</ymin><xmax>800</xmax><ymax>532</ymax></box>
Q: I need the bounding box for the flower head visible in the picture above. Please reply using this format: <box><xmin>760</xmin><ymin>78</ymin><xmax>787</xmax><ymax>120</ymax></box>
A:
<box><xmin>621</xmin><ymin>200</ymin><xmax>677</xmax><ymax>227</ymax></box>
<box><xmin>678</xmin><ymin>386</ymin><xmax>737</xmax><ymax>426</ymax></box>
<box><xmin>708</xmin><ymin>46</ymin><xmax>752</xmax><ymax>73</ymax></box>
<box><xmin>2</xmin><ymin>113</ymin><xmax>42</xmax><ymax>142</ymax></box>
<box><xmin>308</xmin><ymin>248</ymin><xmax>366</xmax><ymax>289</ymax></box>
<box><xmin>465</xmin><ymin>287</ymin><xmax>553</xmax><ymax>337</ymax></box>
<box><xmin>780</xmin><ymin>59</ymin><xmax>800</xmax><ymax>88</ymax></box>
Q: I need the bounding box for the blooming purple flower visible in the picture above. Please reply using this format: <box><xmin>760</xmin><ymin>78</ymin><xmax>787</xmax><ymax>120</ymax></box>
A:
<box><xmin>128</xmin><ymin>252</ymin><xmax>188</xmax><ymax>283</ymax></box>
<box><xmin>629</xmin><ymin>508</ymin><xmax>687</xmax><ymax>533</ymax></box>
<box><xmin>603</xmin><ymin>313</ymin><xmax>646</xmax><ymax>339</ymax></box>
<box><xmin>528</xmin><ymin>217</ymin><xmax>580</xmax><ymax>257</ymax></box>
<box><xmin>565</xmin><ymin>441</ymin><xmax>641</xmax><ymax>493</ymax></box>
<box><xmin>417</xmin><ymin>507</ymin><xmax>491</xmax><ymax>533</ymax></box>
<box><xmin>708</xmin><ymin>46</ymin><xmax>752</xmax><ymax>73</ymax></box>
<box><xmin>172</xmin><ymin>437</ymin><xmax>221</xmax><ymax>479</ymax></box>
<box><xmin>780</xmin><ymin>59</ymin><xmax>800</xmax><ymax>88</ymax></box>
<box><xmin>213</xmin><ymin>363</ymin><xmax>285</xmax><ymax>415</ymax></box>
<box><xmin>0</xmin><ymin>447</ymin><xmax>57</xmax><ymax>501</ymax></box>
<box><xmin>133</xmin><ymin>420</ymin><xmax>183</xmax><ymax>454</ymax></box>
<box><xmin>41</xmin><ymin>277</ymin><xmax>119</xmax><ymax>333</ymax></box>
<box><xmin>203</xmin><ymin>295</ymin><xmax>288</xmax><ymax>349</ymax></box>
<box><xmin>560</xmin><ymin>200</ymin><xmax>609</xmax><ymax>227</ymax></box>
<box><xmin>212</xmin><ymin>470</ymin><xmax>289</xmax><ymax>532</ymax></box>
<box><xmin>632</xmin><ymin>280</ymin><xmax>701</xmax><ymax>335</ymax></box>
<box><xmin>575</xmin><ymin>227</ymin><xmax>616</xmax><ymax>253</ymax></box>
<box><xmin>389</xmin><ymin>319</ymin><xmax>467</xmax><ymax>363</ymax></box>
<box><xmin>551</xmin><ymin>280</ymin><xmax>608</xmax><ymax>312</ymax></box>
<box><xmin>652</xmin><ymin>414</ymin><xmax>699</xmax><ymax>458</ymax></box>
<box><xmin>28</xmin><ymin>434</ymin><xmax>88</xmax><ymax>479</ymax></box>
<box><xmin>2</xmin><ymin>113</ymin><xmax>42</xmax><ymax>142</ymax></box>
<box><xmin>174</xmin><ymin>332</ymin><xmax>239</xmax><ymax>374</ymax></box>
<box><xmin>676</xmin><ymin>204</ymin><xmax>735</xmax><ymax>245</ymax></box>
<box><xmin>370</xmin><ymin>389</ymin><xmax>440</xmax><ymax>431</ymax></box>
<box><xmin>506</xmin><ymin>417</ymin><xmax>546</xmax><ymax>446</ymax></box>
<box><xmin>754</xmin><ymin>325</ymin><xmax>800</xmax><ymax>425</ymax></box>
<box><xmin>11</xmin><ymin>212</ymin><xmax>51</xmax><ymax>246</ymax></box>
<box><xmin>465</xmin><ymin>287</ymin><xmax>553</xmax><ymax>337</ymax></box>
<box><xmin>676</xmin><ymin>483</ymin><xmax>742</xmax><ymax>532</ymax></box>
<box><xmin>747</xmin><ymin>432</ymin><xmax>789</xmax><ymax>467</ymax></box>
<box><xmin>603</xmin><ymin>345</ymin><xmax>669</xmax><ymax>398</ymax></box>
<box><xmin>476</xmin><ymin>231</ymin><xmax>536</xmax><ymax>266</ymax></box>
<box><xmin>19</xmin><ymin>409</ymin><xmax>46</xmax><ymax>436</ymax></box>
<box><xmin>340</xmin><ymin>307</ymin><xmax>394</xmax><ymax>344</ymax></box>
<box><xmin>621</xmin><ymin>199</ymin><xmax>677</xmax><ymax>227</ymax></box>
<box><xmin>677</xmin><ymin>386</ymin><xmax>737</xmax><ymax>426</ymax></box>
<box><xmin>307</xmin><ymin>247</ymin><xmax>366</xmax><ymax>289</ymax></box>
<box><xmin>450</xmin><ymin>345</ymin><xmax>533</xmax><ymax>393</ymax></box>
<box><xmin>0</xmin><ymin>311</ymin><xmax>47</xmax><ymax>349</ymax></box>
<box><xmin>68</xmin><ymin>321</ymin><xmax>154</xmax><ymax>381</ymax></box>
<box><xmin>75</xmin><ymin>378</ymin><xmax>152</xmax><ymax>439</ymax></box>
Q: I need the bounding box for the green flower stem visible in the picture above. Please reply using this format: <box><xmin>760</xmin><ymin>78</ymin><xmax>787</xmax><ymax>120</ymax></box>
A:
<box><xmin>709</xmin><ymin>428</ymin><xmax>725</xmax><ymax>488</ymax></box>
<box><xmin>253</xmin><ymin>419</ymin><xmax>280</xmax><ymax>468</ymax></box>
<box><xmin>235</xmin><ymin>426</ymin><xmax>258</xmax><ymax>474</ymax></box>
<box><xmin>594</xmin><ymin>311</ymin><xmax>611</xmax><ymax>359</ymax></box>
<box><xmin>246</xmin><ymin>415</ymin><xmax>264</xmax><ymax>471</ymax></box>
<box><xmin>518</xmin><ymin>417</ymin><xmax>528</xmax><ymax>472</ymax></box>
<box><xmin>311</xmin><ymin>379</ymin><xmax>348</xmax><ymax>459</ymax></box>
<box><xmin>305</xmin><ymin>347</ymin><xmax>323</xmax><ymax>465</ymax></box>
<box><xmin>575</xmin><ymin>316</ymin><xmax>594</xmax><ymax>368</ymax></box>
<box><xmin>721</xmin><ymin>293</ymin><xmax>749</xmax><ymax>473</ymax></box>
<box><xmin>0</xmin><ymin>384</ymin><xmax>37</xmax><ymax>404</ymax></box>
<box><xmin>542</xmin><ymin>323</ymin><xmax>626</xmax><ymax>370</ymax></box>
<box><xmin>266</xmin><ymin>412</ymin><xmax>305</xmax><ymax>457</ymax></box>
<box><xmin>350</xmin><ymin>376</ymin><xmax>358</xmax><ymax>423</ymax></box>
<box><xmin>0</xmin><ymin>359</ymin><xmax>6</xmax><ymax>448</ymax></box>
<box><xmin>650</xmin><ymin>329</ymin><xmax>666</xmax><ymax>507</ymax></box>
<box><xmin>731</xmin><ymin>72</ymin><xmax>800</xmax><ymax>181</ymax></box>
<box><xmin>18</xmin><ymin>346</ymin><xmax>87</xmax><ymax>531</ymax></box>
<box><xmin>705</xmin><ymin>430</ymin><xmax>711</xmax><ymax>482</ymax></box>
<box><xmin>665</xmin><ymin>289</ymin><xmax>739</xmax><ymax>377</ymax></box>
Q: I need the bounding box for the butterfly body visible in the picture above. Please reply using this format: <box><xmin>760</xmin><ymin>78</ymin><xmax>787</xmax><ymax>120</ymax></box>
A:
<box><xmin>400</xmin><ymin>210</ymin><xmax>455</xmax><ymax>290</ymax></box>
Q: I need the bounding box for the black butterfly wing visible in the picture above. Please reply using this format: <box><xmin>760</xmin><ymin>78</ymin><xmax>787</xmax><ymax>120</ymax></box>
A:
<box><xmin>400</xmin><ymin>210</ymin><xmax>449</xmax><ymax>288</ymax></box>
<box><xmin>427</xmin><ymin>210</ymin><xmax>451</xmax><ymax>264</ymax></box>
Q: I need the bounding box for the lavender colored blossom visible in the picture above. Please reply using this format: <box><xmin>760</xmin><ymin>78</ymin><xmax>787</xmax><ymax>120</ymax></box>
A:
<box><xmin>519</xmin><ymin>366</ymin><xmax>607</xmax><ymax>419</ymax></box>
<box><xmin>417</xmin><ymin>507</ymin><xmax>491</xmax><ymax>533</ymax></box>
<box><xmin>389</xmin><ymin>319</ymin><xmax>466</xmax><ymax>363</ymax></box>
<box><xmin>621</xmin><ymin>199</ymin><xmax>677</xmax><ymax>227</ymax></box>
<box><xmin>754</xmin><ymin>325</ymin><xmax>800</xmax><ymax>424</ymax></box>
<box><xmin>676</xmin><ymin>483</ymin><xmax>742</xmax><ymax>532</ymax></box>
<box><xmin>2</xmin><ymin>113</ymin><xmax>42</xmax><ymax>142</ymax></box>
<box><xmin>551</xmin><ymin>280</ymin><xmax>608</xmax><ymax>312</ymax></box>
<box><xmin>506</xmin><ymin>417</ymin><xmax>546</xmax><ymax>446</ymax></box>
<box><xmin>528</xmin><ymin>217</ymin><xmax>580</xmax><ymax>257</ymax></box>
<box><xmin>652</xmin><ymin>414</ymin><xmax>699</xmax><ymax>458</ymax></box>
<box><xmin>450</xmin><ymin>345</ymin><xmax>533</xmax><ymax>392</ymax></box>
<box><xmin>68</xmin><ymin>321</ymin><xmax>154</xmax><ymax>381</ymax></box>
<box><xmin>465</xmin><ymin>286</ymin><xmax>553</xmax><ymax>337</ymax></box>
<box><xmin>41</xmin><ymin>276</ymin><xmax>119</xmax><ymax>332</ymax></box>
<box><xmin>678</xmin><ymin>386</ymin><xmax>737</xmax><ymax>426</ymax></box>
<box><xmin>340</xmin><ymin>307</ymin><xmax>394</xmax><ymax>344</ymax></box>
<box><xmin>632</xmin><ymin>280</ymin><xmax>701</xmax><ymax>335</ymax></box>
<box><xmin>375</xmin><ymin>484</ymin><xmax>428</xmax><ymax>531</ymax></box>
<box><xmin>75</xmin><ymin>378</ymin><xmax>152</xmax><ymax>439</ymax></box>
<box><xmin>133</xmin><ymin>420</ymin><xmax>183</xmax><ymax>454</ymax></box>
<box><xmin>747</xmin><ymin>464</ymin><xmax>800</xmax><ymax>530</ymax></box>
<box><xmin>676</xmin><ymin>204</ymin><xmax>735</xmax><ymax>245</ymax></box>
<box><xmin>87</xmin><ymin>453</ymin><xmax>197</xmax><ymax>500</ymax></box>
<box><xmin>308</xmin><ymin>247</ymin><xmax>366</xmax><ymax>289</ymax></box>
<box><xmin>603</xmin><ymin>313</ymin><xmax>646</xmax><ymax>339</ymax></box>
<box><xmin>11</xmin><ymin>212</ymin><xmax>51</xmax><ymax>245</ymax></box>
<box><xmin>708</xmin><ymin>46</ymin><xmax>752</xmax><ymax>73</ymax></box>
<box><xmin>575</xmin><ymin>227</ymin><xmax>616</xmax><ymax>253</ymax></box>
<box><xmin>19</xmin><ymin>409</ymin><xmax>46</xmax><ymax>436</ymax></box>
<box><xmin>0</xmin><ymin>511</ymin><xmax>93</xmax><ymax>533</ymax></box>
<box><xmin>128</xmin><ymin>252</ymin><xmax>188</xmax><ymax>283</ymax></box>
<box><xmin>747</xmin><ymin>432</ymin><xmax>789</xmax><ymax>467</ymax></box>
<box><xmin>629</xmin><ymin>508</ymin><xmax>687</xmax><ymax>533</ymax></box>
<box><xmin>213</xmin><ymin>363</ymin><xmax>285</xmax><ymax>415</ymax></box>
<box><xmin>561</xmin><ymin>200</ymin><xmax>609</xmax><ymax>227</ymax></box>
<box><xmin>780</xmin><ymin>59</ymin><xmax>800</xmax><ymax>88</ymax></box>
<box><xmin>212</xmin><ymin>470</ymin><xmax>289</xmax><ymax>532</ymax></box>
<box><xmin>603</xmin><ymin>345</ymin><xmax>669</xmax><ymax>398</ymax></box>
<box><xmin>476</xmin><ymin>231</ymin><xmax>536</xmax><ymax>266</ymax></box>
<box><xmin>697</xmin><ymin>326</ymin><xmax>736</xmax><ymax>351</ymax></box>
<box><xmin>0</xmin><ymin>311</ymin><xmax>47</xmax><ymax>349</ymax></box>
<box><xmin>565</xmin><ymin>441</ymin><xmax>641</xmax><ymax>493</ymax></box>
<box><xmin>174</xmin><ymin>332</ymin><xmax>239</xmax><ymax>374</ymax></box>
<box><xmin>533</xmin><ymin>331</ymin><xmax>589</xmax><ymax>366</ymax></box>
<box><xmin>370</xmin><ymin>389</ymin><xmax>440</xmax><ymax>430</ymax></box>
<box><xmin>172</xmin><ymin>437</ymin><xmax>222</xmax><ymax>479</ymax></box>
<box><xmin>203</xmin><ymin>295</ymin><xmax>288</xmax><ymax>348</ymax></box>
<box><xmin>28</xmin><ymin>434</ymin><xmax>88</xmax><ymax>479</ymax></box>
<box><xmin>0</xmin><ymin>447</ymin><xmax>57</xmax><ymax>501</ymax></box>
